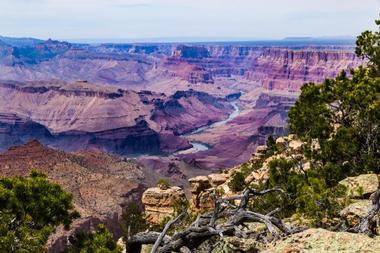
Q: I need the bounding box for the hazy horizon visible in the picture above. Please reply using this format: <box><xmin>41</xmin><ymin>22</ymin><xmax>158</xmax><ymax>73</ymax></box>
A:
<box><xmin>0</xmin><ymin>0</ymin><xmax>379</xmax><ymax>41</ymax></box>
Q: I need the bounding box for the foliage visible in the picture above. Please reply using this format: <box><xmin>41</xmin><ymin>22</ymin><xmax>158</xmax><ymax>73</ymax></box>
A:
<box><xmin>157</xmin><ymin>178</ymin><xmax>170</xmax><ymax>189</ymax></box>
<box><xmin>356</xmin><ymin>19</ymin><xmax>380</xmax><ymax>75</ymax></box>
<box><xmin>0</xmin><ymin>170</ymin><xmax>79</xmax><ymax>252</ymax></box>
<box><xmin>266</xmin><ymin>135</ymin><xmax>278</xmax><ymax>155</ymax></box>
<box><xmin>252</xmin><ymin>158</ymin><xmax>347</xmax><ymax>225</ymax></box>
<box><xmin>65</xmin><ymin>225</ymin><xmax>122</xmax><ymax>253</ymax></box>
<box><xmin>121</xmin><ymin>202</ymin><xmax>147</xmax><ymax>241</ymax></box>
<box><xmin>228</xmin><ymin>172</ymin><xmax>246</xmax><ymax>192</ymax></box>
<box><xmin>289</xmin><ymin>19</ymin><xmax>380</xmax><ymax>179</ymax></box>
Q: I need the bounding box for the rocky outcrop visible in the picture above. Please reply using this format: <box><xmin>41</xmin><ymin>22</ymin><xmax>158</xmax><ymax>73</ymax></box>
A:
<box><xmin>337</xmin><ymin>174</ymin><xmax>380</xmax><ymax>228</ymax></box>
<box><xmin>187</xmin><ymin>134</ymin><xmax>312</xmax><ymax>212</ymax></box>
<box><xmin>262</xmin><ymin>228</ymin><xmax>380</xmax><ymax>253</ymax></box>
<box><xmin>188</xmin><ymin>174</ymin><xmax>230</xmax><ymax>211</ymax></box>
<box><xmin>339</xmin><ymin>174</ymin><xmax>379</xmax><ymax>198</ymax></box>
<box><xmin>340</xmin><ymin>200</ymin><xmax>373</xmax><ymax>227</ymax></box>
<box><xmin>142</xmin><ymin>186</ymin><xmax>187</xmax><ymax>224</ymax></box>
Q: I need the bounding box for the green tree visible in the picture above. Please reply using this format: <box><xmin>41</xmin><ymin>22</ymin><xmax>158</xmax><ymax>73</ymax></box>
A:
<box><xmin>65</xmin><ymin>225</ymin><xmax>122</xmax><ymax>253</ymax></box>
<box><xmin>121</xmin><ymin>202</ymin><xmax>147</xmax><ymax>241</ymax></box>
<box><xmin>288</xmin><ymin>19</ymin><xmax>380</xmax><ymax>179</ymax></box>
<box><xmin>0</xmin><ymin>171</ymin><xmax>80</xmax><ymax>252</ymax></box>
<box><xmin>356</xmin><ymin>19</ymin><xmax>380</xmax><ymax>75</ymax></box>
<box><xmin>251</xmin><ymin>18</ymin><xmax>380</xmax><ymax>225</ymax></box>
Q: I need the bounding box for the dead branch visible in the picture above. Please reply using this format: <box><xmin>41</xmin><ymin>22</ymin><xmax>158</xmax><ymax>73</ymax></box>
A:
<box><xmin>351</xmin><ymin>187</ymin><xmax>380</xmax><ymax>235</ymax></box>
<box><xmin>150</xmin><ymin>212</ymin><xmax>185</xmax><ymax>253</ymax></box>
<box><xmin>126</xmin><ymin>232</ymin><xmax>171</xmax><ymax>253</ymax></box>
<box><xmin>127</xmin><ymin>187</ymin><xmax>296</xmax><ymax>253</ymax></box>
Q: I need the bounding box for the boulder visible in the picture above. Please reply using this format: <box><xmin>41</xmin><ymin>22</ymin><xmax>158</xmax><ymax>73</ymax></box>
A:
<box><xmin>339</xmin><ymin>174</ymin><xmax>379</xmax><ymax>198</ymax></box>
<box><xmin>208</xmin><ymin>173</ymin><xmax>228</xmax><ymax>187</ymax></box>
<box><xmin>288</xmin><ymin>139</ymin><xmax>304</xmax><ymax>152</ymax></box>
<box><xmin>189</xmin><ymin>176</ymin><xmax>211</xmax><ymax>194</ymax></box>
<box><xmin>262</xmin><ymin>228</ymin><xmax>380</xmax><ymax>253</ymax></box>
<box><xmin>223</xmin><ymin>237</ymin><xmax>262</xmax><ymax>253</ymax></box>
<box><xmin>276</xmin><ymin>135</ymin><xmax>304</xmax><ymax>152</ymax></box>
<box><xmin>142</xmin><ymin>186</ymin><xmax>187</xmax><ymax>224</ymax></box>
<box><xmin>117</xmin><ymin>238</ymin><xmax>126</xmax><ymax>253</ymax></box>
<box><xmin>245</xmin><ymin>169</ymin><xmax>269</xmax><ymax>184</ymax></box>
<box><xmin>255</xmin><ymin>145</ymin><xmax>267</xmax><ymax>154</ymax></box>
<box><xmin>340</xmin><ymin>200</ymin><xmax>373</xmax><ymax>227</ymax></box>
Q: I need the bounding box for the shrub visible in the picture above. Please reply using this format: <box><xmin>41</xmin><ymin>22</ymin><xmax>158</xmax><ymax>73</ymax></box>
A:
<box><xmin>65</xmin><ymin>225</ymin><xmax>122</xmax><ymax>253</ymax></box>
<box><xmin>157</xmin><ymin>178</ymin><xmax>170</xmax><ymax>189</ymax></box>
<box><xmin>228</xmin><ymin>172</ymin><xmax>246</xmax><ymax>192</ymax></box>
<box><xmin>0</xmin><ymin>170</ymin><xmax>80</xmax><ymax>252</ymax></box>
<box><xmin>121</xmin><ymin>202</ymin><xmax>147</xmax><ymax>240</ymax></box>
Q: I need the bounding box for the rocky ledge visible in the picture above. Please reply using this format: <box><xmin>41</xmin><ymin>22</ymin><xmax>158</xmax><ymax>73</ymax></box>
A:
<box><xmin>263</xmin><ymin>228</ymin><xmax>380</xmax><ymax>253</ymax></box>
<box><xmin>142</xmin><ymin>185</ymin><xmax>187</xmax><ymax>224</ymax></box>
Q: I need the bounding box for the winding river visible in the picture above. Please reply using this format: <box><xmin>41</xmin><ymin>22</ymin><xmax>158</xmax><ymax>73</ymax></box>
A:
<box><xmin>176</xmin><ymin>101</ymin><xmax>241</xmax><ymax>155</ymax></box>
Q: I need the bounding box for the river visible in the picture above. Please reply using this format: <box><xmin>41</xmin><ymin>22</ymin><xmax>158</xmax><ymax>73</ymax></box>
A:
<box><xmin>176</xmin><ymin>101</ymin><xmax>241</xmax><ymax>155</ymax></box>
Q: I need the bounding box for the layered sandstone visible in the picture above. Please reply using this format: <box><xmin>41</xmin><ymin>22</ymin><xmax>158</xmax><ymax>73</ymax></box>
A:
<box><xmin>0</xmin><ymin>81</ymin><xmax>232</xmax><ymax>155</ymax></box>
<box><xmin>0</xmin><ymin>39</ymin><xmax>363</xmax><ymax>93</ymax></box>
<box><xmin>142</xmin><ymin>186</ymin><xmax>187</xmax><ymax>224</ymax></box>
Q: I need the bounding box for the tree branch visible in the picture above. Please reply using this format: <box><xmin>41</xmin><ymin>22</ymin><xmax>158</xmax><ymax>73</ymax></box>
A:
<box><xmin>150</xmin><ymin>212</ymin><xmax>185</xmax><ymax>253</ymax></box>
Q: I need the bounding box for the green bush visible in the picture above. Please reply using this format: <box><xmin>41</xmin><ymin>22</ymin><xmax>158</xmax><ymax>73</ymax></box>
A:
<box><xmin>0</xmin><ymin>170</ymin><xmax>80</xmax><ymax>252</ymax></box>
<box><xmin>121</xmin><ymin>202</ymin><xmax>147</xmax><ymax>240</ymax></box>
<box><xmin>157</xmin><ymin>178</ymin><xmax>170</xmax><ymax>189</ymax></box>
<box><xmin>65</xmin><ymin>225</ymin><xmax>122</xmax><ymax>253</ymax></box>
<box><xmin>228</xmin><ymin>172</ymin><xmax>246</xmax><ymax>192</ymax></box>
<box><xmin>251</xmin><ymin>158</ymin><xmax>347</xmax><ymax>225</ymax></box>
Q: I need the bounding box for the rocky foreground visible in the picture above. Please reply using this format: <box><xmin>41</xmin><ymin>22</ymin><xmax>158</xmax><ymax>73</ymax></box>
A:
<box><xmin>135</xmin><ymin>135</ymin><xmax>380</xmax><ymax>253</ymax></box>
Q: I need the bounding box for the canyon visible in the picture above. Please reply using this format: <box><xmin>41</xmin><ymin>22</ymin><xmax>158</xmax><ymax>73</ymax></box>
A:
<box><xmin>0</xmin><ymin>38</ymin><xmax>364</xmax><ymax>177</ymax></box>
<box><xmin>0</xmin><ymin>36</ymin><xmax>366</xmax><ymax>251</ymax></box>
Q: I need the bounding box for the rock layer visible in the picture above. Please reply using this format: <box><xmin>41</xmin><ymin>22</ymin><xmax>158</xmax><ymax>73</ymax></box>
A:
<box><xmin>142</xmin><ymin>186</ymin><xmax>187</xmax><ymax>224</ymax></box>
<box><xmin>0</xmin><ymin>81</ymin><xmax>232</xmax><ymax>155</ymax></box>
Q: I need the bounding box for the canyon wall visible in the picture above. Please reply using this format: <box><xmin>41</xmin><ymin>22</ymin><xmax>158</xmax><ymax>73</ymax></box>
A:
<box><xmin>0</xmin><ymin>38</ymin><xmax>365</xmax><ymax>177</ymax></box>
<box><xmin>0</xmin><ymin>39</ymin><xmax>363</xmax><ymax>93</ymax></box>
<box><xmin>0</xmin><ymin>81</ymin><xmax>232</xmax><ymax>155</ymax></box>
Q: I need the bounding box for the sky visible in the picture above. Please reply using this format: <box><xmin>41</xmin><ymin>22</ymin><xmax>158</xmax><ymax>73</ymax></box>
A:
<box><xmin>0</xmin><ymin>0</ymin><xmax>379</xmax><ymax>42</ymax></box>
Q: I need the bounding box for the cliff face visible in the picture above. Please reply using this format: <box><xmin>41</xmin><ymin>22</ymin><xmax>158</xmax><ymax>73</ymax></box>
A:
<box><xmin>0</xmin><ymin>81</ymin><xmax>232</xmax><ymax>155</ymax></box>
<box><xmin>245</xmin><ymin>48</ymin><xmax>362</xmax><ymax>91</ymax></box>
<box><xmin>163</xmin><ymin>44</ymin><xmax>363</xmax><ymax>90</ymax></box>
<box><xmin>0</xmin><ymin>39</ymin><xmax>363</xmax><ymax>92</ymax></box>
<box><xmin>179</xmin><ymin>92</ymin><xmax>297</xmax><ymax>170</ymax></box>
<box><xmin>0</xmin><ymin>39</ymin><xmax>365</xmax><ymax>175</ymax></box>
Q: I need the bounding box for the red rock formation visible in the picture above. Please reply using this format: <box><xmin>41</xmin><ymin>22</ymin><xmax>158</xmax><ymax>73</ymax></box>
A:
<box><xmin>0</xmin><ymin>81</ymin><xmax>232</xmax><ymax>155</ymax></box>
<box><xmin>244</xmin><ymin>48</ymin><xmax>363</xmax><ymax>91</ymax></box>
<box><xmin>0</xmin><ymin>40</ymin><xmax>363</xmax><ymax>91</ymax></box>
